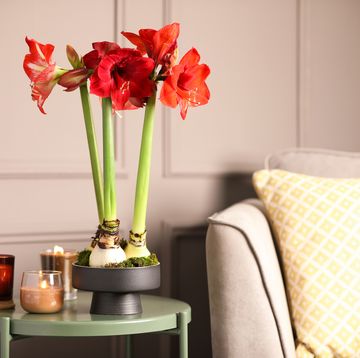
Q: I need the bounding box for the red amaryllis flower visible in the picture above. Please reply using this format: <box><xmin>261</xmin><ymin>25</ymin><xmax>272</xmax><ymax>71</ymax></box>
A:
<box><xmin>122</xmin><ymin>22</ymin><xmax>180</xmax><ymax>74</ymax></box>
<box><xmin>23</xmin><ymin>37</ymin><xmax>65</xmax><ymax>114</ymax></box>
<box><xmin>88</xmin><ymin>47</ymin><xmax>155</xmax><ymax>110</ymax></box>
<box><xmin>160</xmin><ymin>48</ymin><xmax>210</xmax><ymax>119</ymax></box>
<box><xmin>83</xmin><ymin>41</ymin><xmax>121</xmax><ymax>70</ymax></box>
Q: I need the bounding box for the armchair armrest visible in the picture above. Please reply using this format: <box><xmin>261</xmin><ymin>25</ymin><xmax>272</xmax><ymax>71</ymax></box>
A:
<box><xmin>206</xmin><ymin>200</ymin><xmax>295</xmax><ymax>358</ymax></box>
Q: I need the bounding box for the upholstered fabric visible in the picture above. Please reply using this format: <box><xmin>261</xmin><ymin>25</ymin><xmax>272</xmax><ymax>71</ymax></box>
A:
<box><xmin>253</xmin><ymin>169</ymin><xmax>360</xmax><ymax>357</ymax></box>
<box><xmin>207</xmin><ymin>202</ymin><xmax>296</xmax><ymax>358</ymax></box>
<box><xmin>206</xmin><ymin>148</ymin><xmax>360</xmax><ymax>358</ymax></box>
<box><xmin>266</xmin><ymin>148</ymin><xmax>360</xmax><ymax>178</ymax></box>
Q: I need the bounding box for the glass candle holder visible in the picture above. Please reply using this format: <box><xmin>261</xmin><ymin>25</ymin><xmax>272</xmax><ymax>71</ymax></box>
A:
<box><xmin>20</xmin><ymin>270</ymin><xmax>64</xmax><ymax>313</ymax></box>
<box><xmin>40</xmin><ymin>247</ymin><xmax>78</xmax><ymax>300</ymax></box>
<box><xmin>0</xmin><ymin>254</ymin><xmax>15</xmax><ymax>309</ymax></box>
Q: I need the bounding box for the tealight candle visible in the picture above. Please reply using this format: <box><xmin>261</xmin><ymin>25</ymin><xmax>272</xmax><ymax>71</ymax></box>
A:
<box><xmin>40</xmin><ymin>246</ymin><xmax>78</xmax><ymax>300</ymax></box>
<box><xmin>20</xmin><ymin>271</ymin><xmax>64</xmax><ymax>313</ymax></box>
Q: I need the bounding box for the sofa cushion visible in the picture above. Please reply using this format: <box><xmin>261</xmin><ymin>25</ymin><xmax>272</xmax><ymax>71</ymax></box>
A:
<box><xmin>253</xmin><ymin>169</ymin><xmax>360</xmax><ymax>357</ymax></box>
<box><xmin>266</xmin><ymin>148</ymin><xmax>360</xmax><ymax>178</ymax></box>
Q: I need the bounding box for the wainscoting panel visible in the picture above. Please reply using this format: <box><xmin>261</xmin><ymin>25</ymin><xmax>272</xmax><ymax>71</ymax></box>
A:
<box><xmin>0</xmin><ymin>0</ymin><xmax>126</xmax><ymax>176</ymax></box>
<box><xmin>165</xmin><ymin>0</ymin><xmax>298</xmax><ymax>176</ymax></box>
<box><xmin>299</xmin><ymin>0</ymin><xmax>360</xmax><ymax>150</ymax></box>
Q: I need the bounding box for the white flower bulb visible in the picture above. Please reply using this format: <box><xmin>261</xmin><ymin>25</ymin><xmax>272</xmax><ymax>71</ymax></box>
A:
<box><xmin>89</xmin><ymin>245</ymin><xmax>126</xmax><ymax>267</ymax></box>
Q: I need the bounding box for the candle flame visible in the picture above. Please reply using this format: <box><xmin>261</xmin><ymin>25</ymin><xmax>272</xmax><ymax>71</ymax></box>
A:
<box><xmin>40</xmin><ymin>280</ymin><xmax>48</xmax><ymax>289</ymax></box>
<box><xmin>54</xmin><ymin>245</ymin><xmax>64</xmax><ymax>254</ymax></box>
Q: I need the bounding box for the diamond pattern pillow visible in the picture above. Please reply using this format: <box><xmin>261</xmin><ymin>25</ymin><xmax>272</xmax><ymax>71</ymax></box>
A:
<box><xmin>253</xmin><ymin>169</ymin><xmax>360</xmax><ymax>357</ymax></box>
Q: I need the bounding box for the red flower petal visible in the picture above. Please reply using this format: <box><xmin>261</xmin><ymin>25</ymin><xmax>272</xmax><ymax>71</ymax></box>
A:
<box><xmin>31</xmin><ymin>80</ymin><xmax>57</xmax><ymax>114</ymax></box>
<box><xmin>179</xmin><ymin>48</ymin><xmax>200</xmax><ymax>67</ymax></box>
<box><xmin>160</xmin><ymin>81</ymin><xmax>178</xmax><ymax>108</ymax></box>
<box><xmin>124</xmin><ymin>56</ymin><xmax>155</xmax><ymax>82</ymax></box>
<box><xmin>178</xmin><ymin>64</ymin><xmax>210</xmax><ymax>91</ymax></box>
<box><xmin>178</xmin><ymin>82</ymin><xmax>210</xmax><ymax>107</ymax></box>
<box><xmin>23</xmin><ymin>37</ymin><xmax>55</xmax><ymax>81</ymax></box>
<box><xmin>121</xmin><ymin>23</ymin><xmax>179</xmax><ymax>73</ymax></box>
<box><xmin>96</xmin><ymin>54</ymin><xmax>118</xmax><ymax>82</ymax></box>
<box><xmin>32</xmin><ymin>64</ymin><xmax>57</xmax><ymax>83</ymax></box>
<box><xmin>93</xmin><ymin>41</ymin><xmax>121</xmax><ymax>57</ymax></box>
<box><xmin>138</xmin><ymin>29</ymin><xmax>157</xmax><ymax>56</ymax></box>
<box><xmin>83</xmin><ymin>41</ymin><xmax>121</xmax><ymax>70</ymax></box>
<box><xmin>160</xmin><ymin>66</ymin><xmax>182</xmax><ymax>108</ymax></box>
<box><xmin>89</xmin><ymin>68</ymin><xmax>111</xmax><ymax>97</ymax></box>
<box><xmin>153</xmin><ymin>23</ymin><xmax>180</xmax><ymax>65</ymax></box>
<box><xmin>121</xmin><ymin>32</ymin><xmax>148</xmax><ymax>55</ymax></box>
<box><xmin>179</xmin><ymin>99</ymin><xmax>189</xmax><ymax>120</ymax></box>
<box><xmin>25</xmin><ymin>37</ymin><xmax>54</xmax><ymax>63</ymax></box>
<box><xmin>110</xmin><ymin>73</ymin><xmax>130</xmax><ymax>110</ymax></box>
<box><xmin>83</xmin><ymin>49</ymin><xmax>99</xmax><ymax>69</ymax></box>
<box><xmin>129</xmin><ymin>77</ymin><xmax>154</xmax><ymax>103</ymax></box>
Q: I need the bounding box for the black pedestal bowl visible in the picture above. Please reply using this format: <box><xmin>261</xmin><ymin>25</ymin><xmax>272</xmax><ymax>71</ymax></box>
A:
<box><xmin>72</xmin><ymin>263</ymin><xmax>160</xmax><ymax>315</ymax></box>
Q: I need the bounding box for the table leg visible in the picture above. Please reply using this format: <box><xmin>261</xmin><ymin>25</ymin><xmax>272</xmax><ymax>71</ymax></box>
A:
<box><xmin>0</xmin><ymin>317</ymin><xmax>11</xmax><ymax>358</ymax></box>
<box><xmin>178</xmin><ymin>312</ymin><xmax>188</xmax><ymax>358</ymax></box>
<box><xmin>125</xmin><ymin>335</ymin><xmax>132</xmax><ymax>358</ymax></box>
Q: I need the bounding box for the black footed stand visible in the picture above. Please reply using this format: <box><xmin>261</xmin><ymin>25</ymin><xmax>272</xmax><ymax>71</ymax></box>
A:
<box><xmin>90</xmin><ymin>292</ymin><xmax>142</xmax><ymax>315</ymax></box>
<box><xmin>72</xmin><ymin>263</ymin><xmax>160</xmax><ymax>315</ymax></box>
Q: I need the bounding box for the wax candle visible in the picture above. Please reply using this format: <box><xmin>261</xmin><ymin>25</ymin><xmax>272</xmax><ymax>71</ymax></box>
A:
<box><xmin>40</xmin><ymin>246</ymin><xmax>78</xmax><ymax>300</ymax></box>
<box><xmin>0</xmin><ymin>255</ymin><xmax>15</xmax><ymax>309</ymax></box>
<box><xmin>20</xmin><ymin>271</ymin><xmax>64</xmax><ymax>314</ymax></box>
<box><xmin>0</xmin><ymin>262</ymin><xmax>14</xmax><ymax>299</ymax></box>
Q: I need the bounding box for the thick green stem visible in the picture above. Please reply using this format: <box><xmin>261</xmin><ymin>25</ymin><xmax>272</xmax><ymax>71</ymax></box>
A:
<box><xmin>79</xmin><ymin>84</ymin><xmax>104</xmax><ymax>224</ymax></box>
<box><xmin>102</xmin><ymin>98</ymin><xmax>117</xmax><ymax>221</ymax></box>
<box><xmin>132</xmin><ymin>90</ymin><xmax>157</xmax><ymax>234</ymax></box>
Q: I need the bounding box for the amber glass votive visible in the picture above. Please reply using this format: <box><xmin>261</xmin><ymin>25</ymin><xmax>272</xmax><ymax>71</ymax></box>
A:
<box><xmin>20</xmin><ymin>270</ymin><xmax>64</xmax><ymax>313</ymax></box>
<box><xmin>0</xmin><ymin>254</ymin><xmax>15</xmax><ymax>309</ymax></box>
<box><xmin>40</xmin><ymin>247</ymin><xmax>78</xmax><ymax>300</ymax></box>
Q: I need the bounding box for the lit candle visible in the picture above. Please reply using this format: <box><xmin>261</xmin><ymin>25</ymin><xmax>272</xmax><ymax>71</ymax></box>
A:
<box><xmin>20</xmin><ymin>271</ymin><xmax>64</xmax><ymax>314</ymax></box>
<box><xmin>40</xmin><ymin>246</ymin><xmax>78</xmax><ymax>300</ymax></box>
<box><xmin>0</xmin><ymin>254</ymin><xmax>15</xmax><ymax>309</ymax></box>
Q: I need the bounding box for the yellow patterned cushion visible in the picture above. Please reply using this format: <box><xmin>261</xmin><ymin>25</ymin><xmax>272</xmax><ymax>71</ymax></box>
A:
<box><xmin>253</xmin><ymin>169</ymin><xmax>360</xmax><ymax>357</ymax></box>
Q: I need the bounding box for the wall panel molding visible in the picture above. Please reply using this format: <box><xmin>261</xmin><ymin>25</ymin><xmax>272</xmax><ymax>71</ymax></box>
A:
<box><xmin>0</xmin><ymin>116</ymin><xmax>128</xmax><ymax>179</ymax></box>
<box><xmin>297</xmin><ymin>0</ymin><xmax>360</xmax><ymax>150</ymax></box>
<box><xmin>298</xmin><ymin>0</ymin><xmax>310</xmax><ymax>147</ymax></box>
<box><xmin>0</xmin><ymin>230</ymin><xmax>92</xmax><ymax>245</ymax></box>
<box><xmin>0</xmin><ymin>228</ymin><xmax>128</xmax><ymax>245</ymax></box>
<box><xmin>162</xmin><ymin>0</ymin><xmax>299</xmax><ymax>178</ymax></box>
<box><xmin>0</xmin><ymin>168</ymin><xmax>127</xmax><ymax>180</ymax></box>
<box><xmin>0</xmin><ymin>0</ymin><xmax>128</xmax><ymax>180</ymax></box>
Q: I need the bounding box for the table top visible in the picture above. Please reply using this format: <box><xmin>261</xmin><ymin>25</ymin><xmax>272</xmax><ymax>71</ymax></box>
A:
<box><xmin>0</xmin><ymin>292</ymin><xmax>191</xmax><ymax>337</ymax></box>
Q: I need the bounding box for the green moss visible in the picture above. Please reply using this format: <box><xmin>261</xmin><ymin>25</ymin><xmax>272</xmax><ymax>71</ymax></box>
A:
<box><xmin>77</xmin><ymin>249</ymin><xmax>91</xmax><ymax>266</ymax></box>
<box><xmin>76</xmin><ymin>249</ymin><xmax>159</xmax><ymax>268</ymax></box>
<box><xmin>105</xmin><ymin>253</ymin><xmax>159</xmax><ymax>268</ymax></box>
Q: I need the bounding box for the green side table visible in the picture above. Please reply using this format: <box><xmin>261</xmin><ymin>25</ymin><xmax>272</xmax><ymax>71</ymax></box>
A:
<box><xmin>0</xmin><ymin>291</ymin><xmax>191</xmax><ymax>358</ymax></box>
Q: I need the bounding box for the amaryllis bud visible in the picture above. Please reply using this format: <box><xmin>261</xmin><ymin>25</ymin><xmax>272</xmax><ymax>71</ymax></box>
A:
<box><xmin>58</xmin><ymin>68</ymin><xmax>90</xmax><ymax>92</ymax></box>
<box><xmin>66</xmin><ymin>44</ymin><xmax>83</xmax><ymax>69</ymax></box>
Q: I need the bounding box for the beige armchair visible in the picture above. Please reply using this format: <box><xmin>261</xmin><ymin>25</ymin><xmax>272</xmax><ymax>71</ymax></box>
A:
<box><xmin>206</xmin><ymin>148</ymin><xmax>360</xmax><ymax>358</ymax></box>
